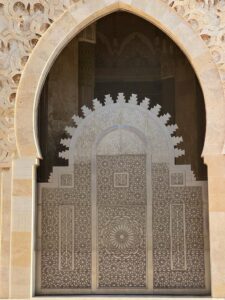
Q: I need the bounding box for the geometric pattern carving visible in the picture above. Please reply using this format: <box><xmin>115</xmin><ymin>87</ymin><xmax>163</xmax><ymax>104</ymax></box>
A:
<box><xmin>170</xmin><ymin>172</ymin><xmax>184</xmax><ymax>186</ymax></box>
<box><xmin>114</xmin><ymin>172</ymin><xmax>129</xmax><ymax>187</ymax></box>
<box><xmin>170</xmin><ymin>204</ymin><xmax>186</xmax><ymax>271</ymax></box>
<box><xmin>96</xmin><ymin>155</ymin><xmax>147</xmax><ymax>206</ymax></box>
<box><xmin>0</xmin><ymin>0</ymin><xmax>85</xmax><ymax>164</ymax></box>
<box><xmin>152</xmin><ymin>163</ymin><xmax>205</xmax><ymax>289</ymax></box>
<box><xmin>38</xmin><ymin>95</ymin><xmax>208</xmax><ymax>294</ymax></box>
<box><xmin>39</xmin><ymin>158</ymin><xmax>207</xmax><ymax>293</ymax></box>
<box><xmin>59</xmin><ymin>205</ymin><xmax>75</xmax><ymax>271</ymax></box>
<box><xmin>97</xmin><ymin>155</ymin><xmax>147</xmax><ymax>289</ymax></box>
<box><xmin>60</xmin><ymin>174</ymin><xmax>73</xmax><ymax>187</ymax></box>
<box><xmin>40</xmin><ymin>162</ymin><xmax>92</xmax><ymax>290</ymax></box>
<box><xmin>59</xmin><ymin>94</ymin><xmax>185</xmax><ymax>163</ymax></box>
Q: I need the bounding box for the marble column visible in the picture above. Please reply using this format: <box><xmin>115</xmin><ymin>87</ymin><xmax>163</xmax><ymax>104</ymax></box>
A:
<box><xmin>9</xmin><ymin>158</ymin><xmax>37</xmax><ymax>298</ymax></box>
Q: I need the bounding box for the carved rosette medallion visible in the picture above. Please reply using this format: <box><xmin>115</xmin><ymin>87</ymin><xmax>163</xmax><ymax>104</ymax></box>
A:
<box><xmin>101</xmin><ymin>217</ymin><xmax>141</xmax><ymax>253</ymax></box>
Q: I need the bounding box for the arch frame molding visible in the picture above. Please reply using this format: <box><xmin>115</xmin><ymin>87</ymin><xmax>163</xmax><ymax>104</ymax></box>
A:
<box><xmin>3</xmin><ymin>0</ymin><xmax>225</xmax><ymax>299</ymax></box>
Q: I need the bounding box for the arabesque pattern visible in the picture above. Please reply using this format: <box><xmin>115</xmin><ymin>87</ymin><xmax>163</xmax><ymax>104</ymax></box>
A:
<box><xmin>97</xmin><ymin>155</ymin><xmax>147</xmax><ymax>289</ymax></box>
<box><xmin>0</xmin><ymin>0</ymin><xmax>225</xmax><ymax>164</ymax></box>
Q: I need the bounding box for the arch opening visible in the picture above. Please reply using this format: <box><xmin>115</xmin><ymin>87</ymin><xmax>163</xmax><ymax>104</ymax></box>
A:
<box><xmin>36</xmin><ymin>11</ymin><xmax>210</xmax><ymax>296</ymax></box>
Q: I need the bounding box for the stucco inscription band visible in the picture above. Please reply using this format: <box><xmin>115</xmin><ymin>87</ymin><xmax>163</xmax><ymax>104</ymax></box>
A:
<box><xmin>37</xmin><ymin>94</ymin><xmax>209</xmax><ymax>294</ymax></box>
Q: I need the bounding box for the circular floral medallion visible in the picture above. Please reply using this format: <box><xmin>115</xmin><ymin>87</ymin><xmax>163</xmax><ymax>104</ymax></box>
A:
<box><xmin>109</xmin><ymin>223</ymin><xmax>135</xmax><ymax>250</ymax></box>
<box><xmin>100</xmin><ymin>216</ymin><xmax>143</xmax><ymax>255</ymax></box>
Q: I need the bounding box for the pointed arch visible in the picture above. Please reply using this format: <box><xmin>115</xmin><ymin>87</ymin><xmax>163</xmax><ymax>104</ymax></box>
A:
<box><xmin>15</xmin><ymin>0</ymin><xmax>225</xmax><ymax>160</ymax></box>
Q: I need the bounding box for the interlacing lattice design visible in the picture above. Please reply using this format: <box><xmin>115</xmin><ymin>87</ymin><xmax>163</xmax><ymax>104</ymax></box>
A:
<box><xmin>1</xmin><ymin>0</ymin><xmax>224</xmax><ymax>163</ymax></box>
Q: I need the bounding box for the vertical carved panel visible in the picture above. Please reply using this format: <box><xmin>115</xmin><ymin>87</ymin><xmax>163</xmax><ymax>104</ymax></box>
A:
<box><xmin>39</xmin><ymin>160</ymin><xmax>207</xmax><ymax>293</ymax></box>
<box><xmin>40</xmin><ymin>162</ymin><xmax>92</xmax><ymax>290</ymax></box>
<box><xmin>38</xmin><ymin>95</ymin><xmax>209</xmax><ymax>294</ymax></box>
<box><xmin>97</xmin><ymin>155</ymin><xmax>147</xmax><ymax>289</ymax></box>
<box><xmin>59</xmin><ymin>205</ymin><xmax>74</xmax><ymax>271</ymax></box>
<box><xmin>152</xmin><ymin>163</ymin><xmax>205</xmax><ymax>289</ymax></box>
<box><xmin>170</xmin><ymin>204</ymin><xmax>186</xmax><ymax>271</ymax></box>
<box><xmin>60</xmin><ymin>174</ymin><xmax>73</xmax><ymax>187</ymax></box>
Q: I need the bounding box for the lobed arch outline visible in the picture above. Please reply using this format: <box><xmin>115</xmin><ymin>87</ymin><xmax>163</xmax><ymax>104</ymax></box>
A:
<box><xmin>15</xmin><ymin>0</ymin><xmax>225</xmax><ymax>161</ymax></box>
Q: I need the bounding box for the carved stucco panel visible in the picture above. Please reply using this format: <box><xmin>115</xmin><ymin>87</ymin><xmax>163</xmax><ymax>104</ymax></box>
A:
<box><xmin>0</xmin><ymin>0</ymin><xmax>225</xmax><ymax>164</ymax></box>
<box><xmin>37</xmin><ymin>94</ymin><xmax>209</xmax><ymax>293</ymax></box>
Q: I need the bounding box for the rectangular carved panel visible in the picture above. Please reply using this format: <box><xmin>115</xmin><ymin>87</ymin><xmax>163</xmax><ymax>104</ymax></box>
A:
<box><xmin>97</xmin><ymin>155</ymin><xmax>147</xmax><ymax>206</ymax></box>
<box><xmin>60</xmin><ymin>174</ymin><xmax>73</xmax><ymax>187</ymax></box>
<box><xmin>152</xmin><ymin>163</ymin><xmax>205</xmax><ymax>290</ymax></box>
<box><xmin>114</xmin><ymin>172</ymin><xmax>129</xmax><ymax>187</ymax></box>
<box><xmin>170</xmin><ymin>204</ymin><xmax>186</xmax><ymax>270</ymax></box>
<box><xmin>97</xmin><ymin>155</ymin><xmax>147</xmax><ymax>289</ymax></box>
<box><xmin>59</xmin><ymin>205</ymin><xmax>74</xmax><ymax>271</ymax></box>
<box><xmin>39</xmin><ymin>159</ymin><xmax>207</xmax><ymax>293</ymax></box>
<box><xmin>170</xmin><ymin>172</ymin><xmax>184</xmax><ymax>186</ymax></box>
<box><xmin>40</xmin><ymin>162</ymin><xmax>92</xmax><ymax>290</ymax></box>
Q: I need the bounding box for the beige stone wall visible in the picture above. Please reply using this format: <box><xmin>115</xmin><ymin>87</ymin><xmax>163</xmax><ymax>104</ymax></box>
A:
<box><xmin>0</xmin><ymin>168</ymin><xmax>12</xmax><ymax>298</ymax></box>
<box><xmin>1</xmin><ymin>0</ymin><xmax>225</xmax><ymax>299</ymax></box>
